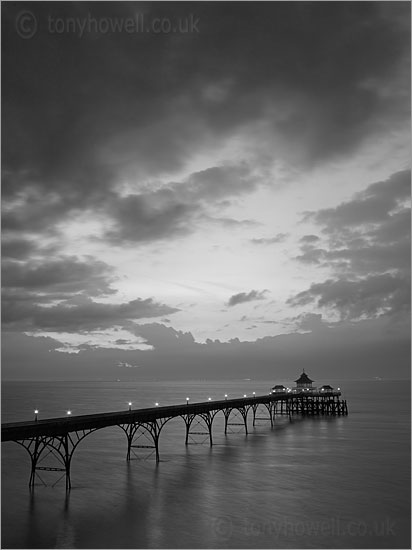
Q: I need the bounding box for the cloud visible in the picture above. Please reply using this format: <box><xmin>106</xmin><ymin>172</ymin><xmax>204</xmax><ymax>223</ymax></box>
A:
<box><xmin>1</xmin><ymin>237</ymin><xmax>57</xmax><ymax>260</ymax></box>
<box><xmin>1</xmin><ymin>187</ymin><xmax>91</xmax><ymax>236</ymax></box>
<box><xmin>292</xmin><ymin>312</ymin><xmax>327</xmax><ymax>332</ymax></box>
<box><xmin>298</xmin><ymin>170</ymin><xmax>411</xmax><ymax>274</ymax></box>
<box><xmin>2</xmin><ymin>292</ymin><xmax>180</xmax><ymax>333</ymax></box>
<box><xmin>295</xmin><ymin>247</ymin><xmax>326</xmax><ymax>265</ymax></box>
<box><xmin>2</xmin><ymin>162</ymin><xmax>261</xmax><ymax>248</ymax></box>
<box><xmin>184</xmin><ymin>164</ymin><xmax>258</xmax><ymax>202</ymax></box>
<box><xmin>103</xmin><ymin>193</ymin><xmax>199</xmax><ymax>244</ymax></box>
<box><xmin>128</xmin><ymin>323</ymin><xmax>196</xmax><ymax>349</ymax></box>
<box><xmin>291</xmin><ymin>170</ymin><xmax>411</xmax><ymax>321</ymax></box>
<box><xmin>227</xmin><ymin>289</ymin><xmax>268</xmax><ymax>307</ymax></box>
<box><xmin>117</xmin><ymin>361</ymin><xmax>140</xmax><ymax>368</ymax></box>
<box><xmin>288</xmin><ymin>275</ymin><xmax>410</xmax><ymax>321</ymax></box>
<box><xmin>207</xmin><ymin>216</ymin><xmax>259</xmax><ymax>228</ymax></box>
<box><xmin>99</xmin><ymin>162</ymin><xmax>261</xmax><ymax>244</ymax></box>
<box><xmin>299</xmin><ymin>234</ymin><xmax>320</xmax><ymax>244</ymax></box>
<box><xmin>2</xmin><ymin>256</ymin><xmax>116</xmax><ymax>296</ymax></box>
<box><xmin>1</xmin><ymin>255</ymin><xmax>124</xmax><ymax>335</ymax></box>
<box><xmin>250</xmin><ymin>233</ymin><xmax>288</xmax><ymax>244</ymax></box>
<box><xmin>303</xmin><ymin>170</ymin><xmax>410</xmax><ymax>231</ymax></box>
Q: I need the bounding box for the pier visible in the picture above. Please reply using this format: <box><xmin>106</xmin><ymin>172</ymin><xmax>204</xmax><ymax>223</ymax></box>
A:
<box><xmin>2</xmin><ymin>389</ymin><xmax>347</xmax><ymax>491</ymax></box>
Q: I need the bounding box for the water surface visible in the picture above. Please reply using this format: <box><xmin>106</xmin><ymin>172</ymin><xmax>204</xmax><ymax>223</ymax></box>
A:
<box><xmin>1</xmin><ymin>379</ymin><xmax>410</xmax><ymax>548</ymax></box>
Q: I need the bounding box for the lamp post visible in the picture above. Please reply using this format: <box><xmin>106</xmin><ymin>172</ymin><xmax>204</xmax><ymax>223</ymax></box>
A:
<box><xmin>155</xmin><ymin>402</ymin><xmax>159</xmax><ymax>407</ymax></box>
<box><xmin>34</xmin><ymin>409</ymin><xmax>38</xmax><ymax>422</ymax></box>
<box><xmin>128</xmin><ymin>402</ymin><xmax>132</xmax><ymax>411</ymax></box>
<box><xmin>253</xmin><ymin>392</ymin><xmax>256</xmax><ymax>397</ymax></box>
<box><xmin>186</xmin><ymin>397</ymin><xmax>189</xmax><ymax>405</ymax></box>
<box><xmin>208</xmin><ymin>397</ymin><xmax>211</xmax><ymax>401</ymax></box>
<box><xmin>225</xmin><ymin>394</ymin><xmax>228</xmax><ymax>400</ymax></box>
<box><xmin>67</xmin><ymin>410</ymin><xmax>71</xmax><ymax>416</ymax></box>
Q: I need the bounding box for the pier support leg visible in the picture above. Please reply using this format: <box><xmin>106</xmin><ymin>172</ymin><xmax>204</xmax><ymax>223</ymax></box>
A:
<box><xmin>63</xmin><ymin>435</ymin><xmax>72</xmax><ymax>491</ymax></box>
<box><xmin>120</xmin><ymin>421</ymin><xmax>164</xmax><ymax>463</ymax></box>
<box><xmin>154</xmin><ymin>433</ymin><xmax>160</xmax><ymax>464</ymax></box>
<box><xmin>209</xmin><ymin>414</ymin><xmax>215</xmax><ymax>446</ymax></box>
<box><xmin>252</xmin><ymin>405</ymin><xmax>257</xmax><ymax>427</ymax></box>
<box><xmin>17</xmin><ymin>431</ymin><xmax>93</xmax><ymax>491</ymax></box>
<box><xmin>268</xmin><ymin>403</ymin><xmax>274</xmax><ymax>428</ymax></box>
<box><xmin>242</xmin><ymin>409</ymin><xmax>248</xmax><ymax>435</ymax></box>
<box><xmin>28</xmin><ymin>437</ymin><xmax>41</xmax><ymax>488</ymax></box>
<box><xmin>202</xmin><ymin>413</ymin><xmax>214</xmax><ymax>446</ymax></box>
<box><xmin>182</xmin><ymin>414</ymin><xmax>195</xmax><ymax>445</ymax></box>
<box><xmin>185</xmin><ymin>421</ymin><xmax>190</xmax><ymax>445</ymax></box>
<box><xmin>126</xmin><ymin>424</ymin><xmax>133</xmax><ymax>461</ymax></box>
<box><xmin>183</xmin><ymin>413</ymin><xmax>215</xmax><ymax>446</ymax></box>
<box><xmin>252</xmin><ymin>403</ymin><xmax>273</xmax><ymax>428</ymax></box>
<box><xmin>224</xmin><ymin>409</ymin><xmax>230</xmax><ymax>435</ymax></box>
<box><xmin>223</xmin><ymin>407</ymin><xmax>248</xmax><ymax>435</ymax></box>
<box><xmin>287</xmin><ymin>401</ymin><xmax>292</xmax><ymax>421</ymax></box>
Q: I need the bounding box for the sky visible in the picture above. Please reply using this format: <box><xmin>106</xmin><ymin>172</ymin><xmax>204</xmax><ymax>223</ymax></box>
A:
<box><xmin>2</xmin><ymin>2</ymin><xmax>411</xmax><ymax>381</ymax></box>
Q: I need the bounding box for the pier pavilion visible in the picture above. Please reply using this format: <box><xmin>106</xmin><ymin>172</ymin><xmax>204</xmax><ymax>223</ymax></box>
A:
<box><xmin>271</xmin><ymin>384</ymin><xmax>287</xmax><ymax>393</ymax></box>
<box><xmin>294</xmin><ymin>369</ymin><xmax>315</xmax><ymax>391</ymax></box>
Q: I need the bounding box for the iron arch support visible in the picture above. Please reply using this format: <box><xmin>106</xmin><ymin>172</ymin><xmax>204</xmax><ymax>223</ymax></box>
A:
<box><xmin>14</xmin><ymin>427</ymin><xmax>99</xmax><ymax>490</ymax></box>
<box><xmin>119</xmin><ymin>417</ymin><xmax>172</xmax><ymax>463</ymax></box>
<box><xmin>223</xmin><ymin>406</ymin><xmax>249</xmax><ymax>435</ymax></box>
<box><xmin>181</xmin><ymin>410</ymin><xmax>218</xmax><ymax>446</ymax></box>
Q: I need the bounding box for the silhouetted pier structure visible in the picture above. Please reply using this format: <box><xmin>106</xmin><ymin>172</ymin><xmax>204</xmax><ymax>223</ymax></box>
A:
<box><xmin>2</xmin><ymin>389</ymin><xmax>347</xmax><ymax>491</ymax></box>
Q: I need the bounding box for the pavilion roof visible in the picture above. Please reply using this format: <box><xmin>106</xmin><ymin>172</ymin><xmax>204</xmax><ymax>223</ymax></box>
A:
<box><xmin>294</xmin><ymin>371</ymin><xmax>314</xmax><ymax>383</ymax></box>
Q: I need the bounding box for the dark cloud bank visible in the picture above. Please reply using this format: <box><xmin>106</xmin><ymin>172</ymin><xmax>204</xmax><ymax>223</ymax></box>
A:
<box><xmin>2</xmin><ymin>2</ymin><xmax>410</xmax><ymax>246</ymax></box>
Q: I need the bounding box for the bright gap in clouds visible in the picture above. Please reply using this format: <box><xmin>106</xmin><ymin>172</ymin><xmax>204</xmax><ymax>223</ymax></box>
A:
<box><xmin>52</xmin><ymin>136</ymin><xmax>405</xmax><ymax>347</ymax></box>
<box><xmin>25</xmin><ymin>328</ymin><xmax>153</xmax><ymax>354</ymax></box>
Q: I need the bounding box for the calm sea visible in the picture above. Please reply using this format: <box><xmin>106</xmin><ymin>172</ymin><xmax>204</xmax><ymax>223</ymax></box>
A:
<box><xmin>1</xmin><ymin>379</ymin><xmax>410</xmax><ymax>549</ymax></box>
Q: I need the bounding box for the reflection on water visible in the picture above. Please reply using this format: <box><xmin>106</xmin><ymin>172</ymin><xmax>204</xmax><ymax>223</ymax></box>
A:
<box><xmin>2</xmin><ymin>380</ymin><xmax>410</xmax><ymax>548</ymax></box>
<box><xmin>54</xmin><ymin>494</ymin><xmax>75</xmax><ymax>549</ymax></box>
